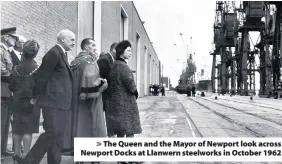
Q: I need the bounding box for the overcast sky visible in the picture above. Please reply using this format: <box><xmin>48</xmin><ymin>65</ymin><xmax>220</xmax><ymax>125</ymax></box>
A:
<box><xmin>134</xmin><ymin>0</ymin><xmax>215</xmax><ymax>87</ymax></box>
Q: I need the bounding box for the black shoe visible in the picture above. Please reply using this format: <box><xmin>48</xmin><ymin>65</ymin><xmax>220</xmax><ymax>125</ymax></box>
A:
<box><xmin>118</xmin><ymin>162</ymin><xmax>128</xmax><ymax>164</ymax></box>
<box><xmin>12</xmin><ymin>154</ymin><xmax>22</xmax><ymax>164</ymax></box>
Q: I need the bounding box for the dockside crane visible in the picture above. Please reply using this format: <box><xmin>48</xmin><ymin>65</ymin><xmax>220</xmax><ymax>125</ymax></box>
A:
<box><xmin>212</xmin><ymin>1</ymin><xmax>237</xmax><ymax>95</ymax></box>
<box><xmin>266</xmin><ymin>1</ymin><xmax>282</xmax><ymax>98</ymax></box>
<box><xmin>212</xmin><ymin>1</ymin><xmax>282</xmax><ymax>99</ymax></box>
<box><xmin>179</xmin><ymin>33</ymin><xmax>196</xmax><ymax>85</ymax></box>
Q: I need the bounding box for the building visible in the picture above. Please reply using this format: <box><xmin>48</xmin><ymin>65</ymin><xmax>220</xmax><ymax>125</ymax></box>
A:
<box><xmin>0</xmin><ymin>1</ymin><xmax>160</xmax><ymax>97</ymax></box>
<box><xmin>161</xmin><ymin>77</ymin><xmax>171</xmax><ymax>91</ymax></box>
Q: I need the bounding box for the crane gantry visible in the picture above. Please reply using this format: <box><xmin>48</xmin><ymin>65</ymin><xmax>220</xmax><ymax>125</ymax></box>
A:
<box><xmin>211</xmin><ymin>1</ymin><xmax>282</xmax><ymax>99</ymax></box>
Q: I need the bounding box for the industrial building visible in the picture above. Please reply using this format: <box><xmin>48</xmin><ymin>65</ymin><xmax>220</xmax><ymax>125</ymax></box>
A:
<box><xmin>1</xmin><ymin>1</ymin><xmax>160</xmax><ymax>97</ymax></box>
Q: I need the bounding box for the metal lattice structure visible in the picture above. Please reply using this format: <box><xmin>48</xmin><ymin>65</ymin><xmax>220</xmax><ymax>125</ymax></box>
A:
<box><xmin>211</xmin><ymin>1</ymin><xmax>282</xmax><ymax>98</ymax></box>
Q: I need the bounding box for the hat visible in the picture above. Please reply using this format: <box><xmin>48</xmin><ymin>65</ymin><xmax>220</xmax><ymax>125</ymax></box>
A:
<box><xmin>1</xmin><ymin>27</ymin><xmax>16</xmax><ymax>36</ymax></box>
<box><xmin>9</xmin><ymin>34</ymin><xmax>21</xmax><ymax>39</ymax></box>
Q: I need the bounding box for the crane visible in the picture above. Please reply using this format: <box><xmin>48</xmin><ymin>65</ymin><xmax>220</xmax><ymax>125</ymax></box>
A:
<box><xmin>179</xmin><ymin>33</ymin><xmax>196</xmax><ymax>84</ymax></box>
<box><xmin>175</xmin><ymin>33</ymin><xmax>197</xmax><ymax>94</ymax></box>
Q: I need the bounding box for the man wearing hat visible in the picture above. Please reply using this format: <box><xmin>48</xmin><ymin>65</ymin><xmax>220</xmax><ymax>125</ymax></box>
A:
<box><xmin>1</xmin><ymin>27</ymin><xmax>17</xmax><ymax>158</ymax></box>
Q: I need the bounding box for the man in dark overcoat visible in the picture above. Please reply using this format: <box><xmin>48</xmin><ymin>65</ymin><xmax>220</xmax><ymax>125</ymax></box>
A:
<box><xmin>97</xmin><ymin>42</ymin><xmax>117</xmax><ymax>81</ymax></box>
<box><xmin>97</xmin><ymin>42</ymin><xmax>117</xmax><ymax>115</ymax></box>
<box><xmin>161</xmin><ymin>86</ymin><xmax>165</xmax><ymax>96</ymax></box>
<box><xmin>21</xmin><ymin>29</ymin><xmax>75</xmax><ymax>164</ymax></box>
<box><xmin>192</xmin><ymin>85</ymin><xmax>196</xmax><ymax>97</ymax></box>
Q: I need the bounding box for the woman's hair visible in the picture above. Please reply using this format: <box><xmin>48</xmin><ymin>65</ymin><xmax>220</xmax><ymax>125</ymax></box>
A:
<box><xmin>22</xmin><ymin>39</ymin><xmax>40</xmax><ymax>60</ymax></box>
<box><xmin>115</xmin><ymin>40</ymin><xmax>131</xmax><ymax>58</ymax></box>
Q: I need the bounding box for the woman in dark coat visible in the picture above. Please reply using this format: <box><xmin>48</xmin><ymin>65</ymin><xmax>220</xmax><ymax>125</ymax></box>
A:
<box><xmin>8</xmin><ymin>40</ymin><xmax>41</xmax><ymax>163</ymax></box>
<box><xmin>106</xmin><ymin>40</ymin><xmax>142</xmax><ymax>138</ymax></box>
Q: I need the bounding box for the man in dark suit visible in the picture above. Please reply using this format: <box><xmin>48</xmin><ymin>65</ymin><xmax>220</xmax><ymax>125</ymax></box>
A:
<box><xmin>21</xmin><ymin>29</ymin><xmax>75</xmax><ymax>164</ymax></box>
<box><xmin>97</xmin><ymin>43</ymin><xmax>117</xmax><ymax>90</ymax></box>
<box><xmin>97</xmin><ymin>42</ymin><xmax>117</xmax><ymax>79</ymax></box>
<box><xmin>97</xmin><ymin>42</ymin><xmax>117</xmax><ymax>137</ymax></box>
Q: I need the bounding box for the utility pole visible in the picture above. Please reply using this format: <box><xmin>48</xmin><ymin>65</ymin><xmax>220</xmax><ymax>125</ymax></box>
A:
<box><xmin>162</xmin><ymin>64</ymin><xmax>164</xmax><ymax>86</ymax></box>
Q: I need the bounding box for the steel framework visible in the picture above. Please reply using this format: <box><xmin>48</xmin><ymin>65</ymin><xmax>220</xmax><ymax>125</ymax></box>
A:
<box><xmin>211</xmin><ymin>1</ymin><xmax>282</xmax><ymax>99</ymax></box>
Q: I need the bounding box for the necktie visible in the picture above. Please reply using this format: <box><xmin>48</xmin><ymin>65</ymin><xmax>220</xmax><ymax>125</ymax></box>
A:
<box><xmin>20</xmin><ymin>53</ymin><xmax>23</xmax><ymax>61</ymax></box>
<box><xmin>65</xmin><ymin>52</ymin><xmax>68</xmax><ymax>63</ymax></box>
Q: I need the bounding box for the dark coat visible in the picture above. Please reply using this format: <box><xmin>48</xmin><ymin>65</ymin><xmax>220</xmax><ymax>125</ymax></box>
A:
<box><xmin>192</xmin><ymin>86</ymin><xmax>196</xmax><ymax>94</ymax></box>
<box><xmin>10</xmin><ymin>50</ymin><xmax>21</xmax><ymax>67</ymax></box>
<box><xmin>33</xmin><ymin>45</ymin><xmax>73</xmax><ymax>110</ymax></box>
<box><xmin>106</xmin><ymin>58</ymin><xmax>142</xmax><ymax>136</ymax></box>
<box><xmin>97</xmin><ymin>53</ymin><xmax>114</xmax><ymax>112</ymax></box>
<box><xmin>97</xmin><ymin>53</ymin><xmax>114</xmax><ymax>80</ymax></box>
<box><xmin>8</xmin><ymin>60</ymin><xmax>41</xmax><ymax>134</ymax></box>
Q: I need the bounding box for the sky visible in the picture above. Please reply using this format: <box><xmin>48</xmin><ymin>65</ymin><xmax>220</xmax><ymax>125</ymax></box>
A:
<box><xmin>134</xmin><ymin>0</ymin><xmax>216</xmax><ymax>87</ymax></box>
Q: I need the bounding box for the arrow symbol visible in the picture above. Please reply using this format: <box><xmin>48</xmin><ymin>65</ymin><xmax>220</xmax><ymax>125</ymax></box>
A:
<box><xmin>96</xmin><ymin>142</ymin><xmax>102</xmax><ymax>146</ymax></box>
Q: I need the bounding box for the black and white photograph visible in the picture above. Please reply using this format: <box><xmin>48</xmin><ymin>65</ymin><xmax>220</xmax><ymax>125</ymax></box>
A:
<box><xmin>1</xmin><ymin>0</ymin><xmax>282</xmax><ymax>164</ymax></box>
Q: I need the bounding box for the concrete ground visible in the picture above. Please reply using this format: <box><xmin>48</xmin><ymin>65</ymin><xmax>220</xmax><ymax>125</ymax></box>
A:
<box><xmin>3</xmin><ymin>91</ymin><xmax>194</xmax><ymax>164</ymax></box>
<box><xmin>2</xmin><ymin>91</ymin><xmax>281</xmax><ymax>164</ymax></box>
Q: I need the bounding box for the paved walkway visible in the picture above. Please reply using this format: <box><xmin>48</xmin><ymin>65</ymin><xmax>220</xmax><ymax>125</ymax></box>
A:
<box><xmin>2</xmin><ymin>91</ymin><xmax>194</xmax><ymax>164</ymax></box>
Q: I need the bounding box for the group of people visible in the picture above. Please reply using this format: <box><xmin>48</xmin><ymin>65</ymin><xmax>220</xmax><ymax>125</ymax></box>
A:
<box><xmin>1</xmin><ymin>27</ymin><xmax>142</xmax><ymax>164</ymax></box>
<box><xmin>1</xmin><ymin>27</ymin><xmax>34</xmax><ymax>162</ymax></box>
<box><xmin>149</xmin><ymin>84</ymin><xmax>165</xmax><ymax>96</ymax></box>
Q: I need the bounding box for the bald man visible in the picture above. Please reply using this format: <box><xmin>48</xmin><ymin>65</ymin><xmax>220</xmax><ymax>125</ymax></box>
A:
<box><xmin>21</xmin><ymin>29</ymin><xmax>75</xmax><ymax>164</ymax></box>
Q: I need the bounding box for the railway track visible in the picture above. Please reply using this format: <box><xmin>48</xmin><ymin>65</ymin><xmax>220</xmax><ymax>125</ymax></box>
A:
<box><xmin>199</xmin><ymin>97</ymin><xmax>282</xmax><ymax>127</ymax></box>
<box><xmin>187</xmin><ymin>97</ymin><xmax>264</xmax><ymax>137</ymax></box>
<box><xmin>217</xmin><ymin>97</ymin><xmax>281</xmax><ymax>112</ymax></box>
<box><xmin>177</xmin><ymin>95</ymin><xmax>204</xmax><ymax>138</ymax></box>
<box><xmin>177</xmin><ymin>96</ymin><xmax>230</xmax><ymax>164</ymax></box>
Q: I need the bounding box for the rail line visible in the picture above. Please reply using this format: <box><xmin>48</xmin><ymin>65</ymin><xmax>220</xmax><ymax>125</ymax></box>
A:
<box><xmin>217</xmin><ymin>97</ymin><xmax>281</xmax><ymax>112</ymax></box>
<box><xmin>199</xmin><ymin>97</ymin><xmax>282</xmax><ymax>127</ymax></box>
<box><xmin>177</xmin><ymin>96</ymin><xmax>204</xmax><ymax>138</ymax></box>
<box><xmin>187</xmin><ymin>97</ymin><xmax>265</xmax><ymax>137</ymax></box>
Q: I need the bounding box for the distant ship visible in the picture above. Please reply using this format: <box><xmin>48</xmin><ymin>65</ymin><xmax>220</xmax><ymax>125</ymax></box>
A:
<box><xmin>196</xmin><ymin>67</ymin><xmax>212</xmax><ymax>92</ymax></box>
